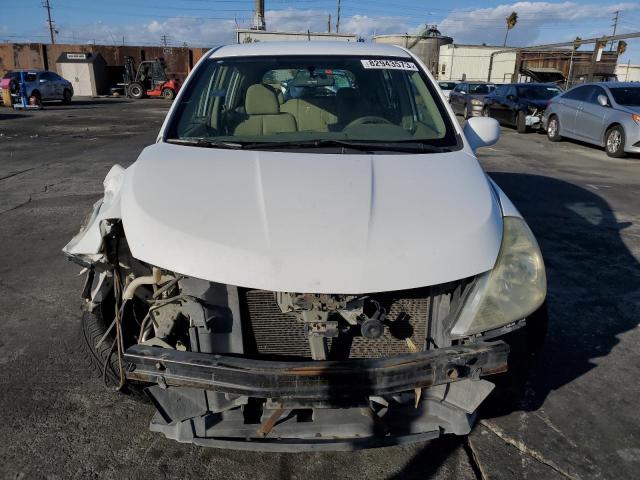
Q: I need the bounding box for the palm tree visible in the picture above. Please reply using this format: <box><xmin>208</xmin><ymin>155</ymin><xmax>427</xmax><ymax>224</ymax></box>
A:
<box><xmin>503</xmin><ymin>11</ymin><xmax>518</xmax><ymax>47</ymax></box>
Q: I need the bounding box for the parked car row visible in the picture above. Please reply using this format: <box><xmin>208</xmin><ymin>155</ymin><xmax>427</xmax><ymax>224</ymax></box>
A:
<box><xmin>441</xmin><ymin>79</ymin><xmax>640</xmax><ymax>158</ymax></box>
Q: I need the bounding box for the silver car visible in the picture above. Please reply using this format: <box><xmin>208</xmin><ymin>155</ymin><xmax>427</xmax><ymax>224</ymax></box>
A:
<box><xmin>448</xmin><ymin>82</ymin><xmax>495</xmax><ymax>119</ymax></box>
<box><xmin>543</xmin><ymin>82</ymin><xmax>640</xmax><ymax>157</ymax></box>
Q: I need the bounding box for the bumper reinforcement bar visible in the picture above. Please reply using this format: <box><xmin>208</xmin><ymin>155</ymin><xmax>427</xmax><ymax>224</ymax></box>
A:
<box><xmin>124</xmin><ymin>341</ymin><xmax>509</xmax><ymax>399</ymax></box>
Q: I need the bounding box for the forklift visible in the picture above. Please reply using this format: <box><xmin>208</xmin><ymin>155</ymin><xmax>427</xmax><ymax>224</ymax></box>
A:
<box><xmin>123</xmin><ymin>56</ymin><xmax>181</xmax><ymax>100</ymax></box>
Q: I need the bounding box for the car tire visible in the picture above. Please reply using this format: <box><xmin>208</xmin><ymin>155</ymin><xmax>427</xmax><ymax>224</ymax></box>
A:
<box><xmin>80</xmin><ymin>302</ymin><xmax>146</xmax><ymax>396</ymax></box>
<box><xmin>80</xmin><ymin>307</ymin><xmax>120</xmax><ymax>387</ymax></box>
<box><xmin>161</xmin><ymin>88</ymin><xmax>175</xmax><ymax>100</ymax></box>
<box><xmin>463</xmin><ymin>104</ymin><xmax>469</xmax><ymax>120</ymax></box>
<box><xmin>547</xmin><ymin>115</ymin><xmax>562</xmax><ymax>142</ymax></box>
<box><xmin>128</xmin><ymin>82</ymin><xmax>145</xmax><ymax>99</ymax></box>
<box><xmin>62</xmin><ymin>88</ymin><xmax>72</xmax><ymax>104</ymax></box>
<box><xmin>516</xmin><ymin>111</ymin><xmax>528</xmax><ymax>133</ymax></box>
<box><xmin>605</xmin><ymin>125</ymin><xmax>627</xmax><ymax>158</ymax></box>
<box><xmin>30</xmin><ymin>90</ymin><xmax>42</xmax><ymax>108</ymax></box>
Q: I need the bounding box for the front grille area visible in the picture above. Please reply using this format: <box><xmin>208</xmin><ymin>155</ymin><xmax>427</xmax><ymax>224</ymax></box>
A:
<box><xmin>240</xmin><ymin>288</ymin><xmax>432</xmax><ymax>360</ymax></box>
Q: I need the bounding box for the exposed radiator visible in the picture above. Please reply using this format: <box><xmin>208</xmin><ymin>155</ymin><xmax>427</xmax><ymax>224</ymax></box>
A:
<box><xmin>240</xmin><ymin>289</ymin><xmax>432</xmax><ymax>360</ymax></box>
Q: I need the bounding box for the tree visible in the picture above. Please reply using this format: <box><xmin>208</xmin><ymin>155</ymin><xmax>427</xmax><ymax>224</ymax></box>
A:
<box><xmin>503</xmin><ymin>11</ymin><xmax>518</xmax><ymax>47</ymax></box>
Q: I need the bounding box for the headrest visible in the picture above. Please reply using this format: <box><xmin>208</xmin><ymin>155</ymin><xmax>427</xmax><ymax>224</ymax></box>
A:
<box><xmin>245</xmin><ymin>84</ymin><xmax>280</xmax><ymax>115</ymax></box>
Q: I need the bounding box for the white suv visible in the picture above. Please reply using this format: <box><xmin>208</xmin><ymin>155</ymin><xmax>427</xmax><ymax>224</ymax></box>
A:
<box><xmin>65</xmin><ymin>41</ymin><xmax>547</xmax><ymax>451</ymax></box>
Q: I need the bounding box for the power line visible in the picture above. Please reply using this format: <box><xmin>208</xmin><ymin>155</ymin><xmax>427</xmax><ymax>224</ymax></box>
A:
<box><xmin>42</xmin><ymin>0</ymin><xmax>56</xmax><ymax>44</ymax></box>
<box><xmin>610</xmin><ymin>10</ymin><xmax>619</xmax><ymax>51</ymax></box>
<box><xmin>160</xmin><ymin>34</ymin><xmax>172</xmax><ymax>47</ymax></box>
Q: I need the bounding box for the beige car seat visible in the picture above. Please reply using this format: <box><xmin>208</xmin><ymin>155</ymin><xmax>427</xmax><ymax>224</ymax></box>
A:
<box><xmin>281</xmin><ymin>98</ymin><xmax>338</xmax><ymax>132</ymax></box>
<box><xmin>234</xmin><ymin>85</ymin><xmax>297</xmax><ymax>136</ymax></box>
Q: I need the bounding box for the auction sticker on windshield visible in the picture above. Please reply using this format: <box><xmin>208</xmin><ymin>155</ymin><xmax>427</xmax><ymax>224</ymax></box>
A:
<box><xmin>361</xmin><ymin>59</ymin><xmax>418</xmax><ymax>71</ymax></box>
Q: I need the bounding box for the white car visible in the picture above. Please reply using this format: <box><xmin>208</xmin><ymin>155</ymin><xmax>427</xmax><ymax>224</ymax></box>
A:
<box><xmin>64</xmin><ymin>42</ymin><xmax>547</xmax><ymax>451</ymax></box>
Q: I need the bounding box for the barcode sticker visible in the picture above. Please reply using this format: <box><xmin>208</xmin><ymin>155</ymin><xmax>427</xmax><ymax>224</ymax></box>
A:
<box><xmin>361</xmin><ymin>59</ymin><xmax>418</xmax><ymax>71</ymax></box>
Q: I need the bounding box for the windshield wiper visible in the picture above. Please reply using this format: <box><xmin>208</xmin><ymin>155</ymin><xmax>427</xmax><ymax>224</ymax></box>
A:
<box><xmin>166</xmin><ymin>138</ymin><xmax>245</xmax><ymax>149</ymax></box>
<box><xmin>241</xmin><ymin>139</ymin><xmax>453</xmax><ymax>153</ymax></box>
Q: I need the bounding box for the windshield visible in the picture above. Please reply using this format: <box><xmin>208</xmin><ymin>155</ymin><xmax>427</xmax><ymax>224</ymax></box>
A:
<box><xmin>468</xmin><ymin>84</ymin><xmax>494</xmax><ymax>94</ymax></box>
<box><xmin>166</xmin><ymin>55</ymin><xmax>459</xmax><ymax>152</ymax></box>
<box><xmin>439</xmin><ymin>82</ymin><xmax>456</xmax><ymax>90</ymax></box>
<box><xmin>609</xmin><ymin>86</ymin><xmax>640</xmax><ymax>106</ymax></box>
<box><xmin>517</xmin><ymin>85</ymin><xmax>562</xmax><ymax>100</ymax></box>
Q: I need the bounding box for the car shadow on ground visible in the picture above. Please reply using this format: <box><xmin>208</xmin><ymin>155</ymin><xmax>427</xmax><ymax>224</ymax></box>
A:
<box><xmin>391</xmin><ymin>172</ymin><xmax>639</xmax><ymax>479</ymax></box>
<box><xmin>481</xmin><ymin>172</ymin><xmax>640</xmax><ymax>417</ymax></box>
<box><xmin>0</xmin><ymin>113</ymin><xmax>29</xmax><ymax>120</ymax></box>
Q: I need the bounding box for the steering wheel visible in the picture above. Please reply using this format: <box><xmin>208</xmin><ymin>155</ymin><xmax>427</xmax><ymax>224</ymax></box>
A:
<box><xmin>345</xmin><ymin>116</ymin><xmax>393</xmax><ymax>128</ymax></box>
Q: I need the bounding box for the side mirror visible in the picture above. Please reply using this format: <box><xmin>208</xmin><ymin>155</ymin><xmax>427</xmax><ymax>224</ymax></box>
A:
<box><xmin>464</xmin><ymin>117</ymin><xmax>500</xmax><ymax>152</ymax></box>
<box><xmin>507</xmin><ymin>94</ymin><xmax>517</xmax><ymax>101</ymax></box>
<box><xmin>597</xmin><ymin>94</ymin><xmax>609</xmax><ymax>107</ymax></box>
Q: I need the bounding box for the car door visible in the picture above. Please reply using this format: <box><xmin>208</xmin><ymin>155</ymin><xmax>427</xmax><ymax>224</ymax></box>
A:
<box><xmin>50</xmin><ymin>73</ymin><xmax>65</xmax><ymax>98</ymax></box>
<box><xmin>485</xmin><ymin>86</ymin><xmax>504</xmax><ymax>120</ymax></box>
<box><xmin>37</xmin><ymin>72</ymin><xmax>56</xmax><ymax>100</ymax></box>
<box><xmin>449</xmin><ymin>83</ymin><xmax>465</xmax><ymax>113</ymax></box>
<box><xmin>555</xmin><ymin>85</ymin><xmax>593</xmax><ymax>137</ymax></box>
<box><xmin>495</xmin><ymin>85</ymin><xmax>515</xmax><ymax>123</ymax></box>
<box><xmin>499</xmin><ymin>86</ymin><xmax>517</xmax><ymax>124</ymax></box>
<box><xmin>574</xmin><ymin>86</ymin><xmax>608</xmax><ymax>144</ymax></box>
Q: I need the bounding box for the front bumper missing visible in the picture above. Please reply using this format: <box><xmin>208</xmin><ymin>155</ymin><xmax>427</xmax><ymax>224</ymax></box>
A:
<box><xmin>125</xmin><ymin>342</ymin><xmax>508</xmax><ymax>451</ymax></box>
<box><xmin>124</xmin><ymin>342</ymin><xmax>508</xmax><ymax>400</ymax></box>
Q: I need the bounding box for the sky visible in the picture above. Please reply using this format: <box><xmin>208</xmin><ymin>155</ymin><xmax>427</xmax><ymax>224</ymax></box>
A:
<box><xmin>1</xmin><ymin>0</ymin><xmax>640</xmax><ymax>62</ymax></box>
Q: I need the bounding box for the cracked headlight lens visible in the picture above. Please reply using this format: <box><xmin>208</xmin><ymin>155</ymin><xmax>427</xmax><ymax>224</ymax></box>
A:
<box><xmin>451</xmin><ymin>216</ymin><xmax>546</xmax><ymax>337</ymax></box>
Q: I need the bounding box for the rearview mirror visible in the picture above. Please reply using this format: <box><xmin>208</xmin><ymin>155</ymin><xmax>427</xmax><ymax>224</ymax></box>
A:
<box><xmin>463</xmin><ymin>117</ymin><xmax>500</xmax><ymax>152</ymax></box>
<box><xmin>597</xmin><ymin>94</ymin><xmax>609</xmax><ymax>107</ymax></box>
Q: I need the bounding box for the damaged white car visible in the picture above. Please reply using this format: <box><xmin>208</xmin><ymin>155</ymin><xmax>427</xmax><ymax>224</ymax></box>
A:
<box><xmin>64</xmin><ymin>42</ymin><xmax>547</xmax><ymax>451</ymax></box>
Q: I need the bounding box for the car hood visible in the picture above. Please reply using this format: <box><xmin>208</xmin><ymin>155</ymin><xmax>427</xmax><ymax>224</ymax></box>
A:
<box><xmin>120</xmin><ymin>143</ymin><xmax>502</xmax><ymax>293</ymax></box>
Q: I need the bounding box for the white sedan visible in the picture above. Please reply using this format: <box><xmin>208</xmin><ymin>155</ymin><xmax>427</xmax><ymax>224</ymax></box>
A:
<box><xmin>64</xmin><ymin>41</ymin><xmax>547</xmax><ymax>451</ymax></box>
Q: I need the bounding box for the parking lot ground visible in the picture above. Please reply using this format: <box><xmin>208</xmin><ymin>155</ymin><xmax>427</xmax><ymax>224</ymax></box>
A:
<box><xmin>0</xmin><ymin>100</ymin><xmax>638</xmax><ymax>479</ymax></box>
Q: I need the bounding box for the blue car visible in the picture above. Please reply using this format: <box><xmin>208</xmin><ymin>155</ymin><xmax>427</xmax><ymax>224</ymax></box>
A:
<box><xmin>4</xmin><ymin>69</ymin><xmax>74</xmax><ymax>105</ymax></box>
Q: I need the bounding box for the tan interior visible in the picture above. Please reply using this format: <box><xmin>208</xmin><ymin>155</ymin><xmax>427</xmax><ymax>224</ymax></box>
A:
<box><xmin>234</xmin><ymin>84</ymin><xmax>297</xmax><ymax>136</ymax></box>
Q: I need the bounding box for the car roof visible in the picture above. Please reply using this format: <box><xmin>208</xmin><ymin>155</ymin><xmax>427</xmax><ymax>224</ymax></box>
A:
<box><xmin>210</xmin><ymin>41</ymin><xmax>411</xmax><ymax>59</ymax></box>
<box><xmin>463</xmin><ymin>81</ymin><xmax>494</xmax><ymax>84</ymax></box>
<box><xmin>569</xmin><ymin>82</ymin><xmax>638</xmax><ymax>89</ymax></box>
<box><xmin>8</xmin><ymin>69</ymin><xmax>46</xmax><ymax>73</ymax></box>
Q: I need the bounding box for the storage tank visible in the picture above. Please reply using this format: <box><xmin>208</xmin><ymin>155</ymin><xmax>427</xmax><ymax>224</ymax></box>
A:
<box><xmin>373</xmin><ymin>26</ymin><xmax>453</xmax><ymax>77</ymax></box>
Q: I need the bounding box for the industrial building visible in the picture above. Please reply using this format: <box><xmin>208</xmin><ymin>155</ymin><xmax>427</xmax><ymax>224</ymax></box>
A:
<box><xmin>439</xmin><ymin>43</ymin><xmax>619</xmax><ymax>85</ymax></box>
<box><xmin>373</xmin><ymin>26</ymin><xmax>452</xmax><ymax>75</ymax></box>
<box><xmin>236</xmin><ymin>30</ymin><xmax>358</xmax><ymax>43</ymax></box>
<box><xmin>615</xmin><ymin>63</ymin><xmax>640</xmax><ymax>81</ymax></box>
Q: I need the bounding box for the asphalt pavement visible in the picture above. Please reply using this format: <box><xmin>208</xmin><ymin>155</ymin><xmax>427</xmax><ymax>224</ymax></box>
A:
<box><xmin>0</xmin><ymin>99</ymin><xmax>638</xmax><ymax>479</ymax></box>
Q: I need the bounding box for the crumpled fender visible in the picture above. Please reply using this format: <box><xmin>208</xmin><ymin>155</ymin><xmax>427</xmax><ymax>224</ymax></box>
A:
<box><xmin>62</xmin><ymin>164</ymin><xmax>126</xmax><ymax>262</ymax></box>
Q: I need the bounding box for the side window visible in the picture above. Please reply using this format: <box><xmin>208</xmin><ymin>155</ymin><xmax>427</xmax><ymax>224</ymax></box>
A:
<box><xmin>495</xmin><ymin>85</ymin><xmax>507</xmax><ymax>96</ymax></box>
<box><xmin>587</xmin><ymin>86</ymin><xmax>606</xmax><ymax>104</ymax></box>
<box><xmin>563</xmin><ymin>86</ymin><xmax>592</xmax><ymax>101</ymax></box>
<box><xmin>25</xmin><ymin>73</ymin><xmax>38</xmax><ymax>82</ymax></box>
<box><xmin>506</xmin><ymin>86</ymin><xmax>516</xmax><ymax>97</ymax></box>
<box><xmin>40</xmin><ymin>72</ymin><xmax>53</xmax><ymax>81</ymax></box>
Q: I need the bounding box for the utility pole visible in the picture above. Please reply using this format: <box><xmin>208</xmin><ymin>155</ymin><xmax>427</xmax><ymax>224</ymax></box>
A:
<box><xmin>610</xmin><ymin>10</ymin><xmax>619</xmax><ymax>50</ymax></box>
<box><xmin>42</xmin><ymin>0</ymin><xmax>55</xmax><ymax>44</ymax></box>
<box><xmin>160</xmin><ymin>34</ymin><xmax>171</xmax><ymax>47</ymax></box>
<box><xmin>336</xmin><ymin>0</ymin><xmax>341</xmax><ymax>33</ymax></box>
<box><xmin>328</xmin><ymin>14</ymin><xmax>331</xmax><ymax>33</ymax></box>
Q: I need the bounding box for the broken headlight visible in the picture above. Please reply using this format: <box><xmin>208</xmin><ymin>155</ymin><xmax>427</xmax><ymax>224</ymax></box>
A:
<box><xmin>451</xmin><ymin>216</ymin><xmax>546</xmax><ymax>337</ymax></box>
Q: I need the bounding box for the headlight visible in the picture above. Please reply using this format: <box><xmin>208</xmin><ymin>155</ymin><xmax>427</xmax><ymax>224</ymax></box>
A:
<box><xmin>451</xmin><ymin>216</ymin><xmax>546</xmax><ymax>337</ymax></box>
<box><xmin>471</xmin><ymin>99</ymin><xmax>484</xmax><ymax>106</ymax></box>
